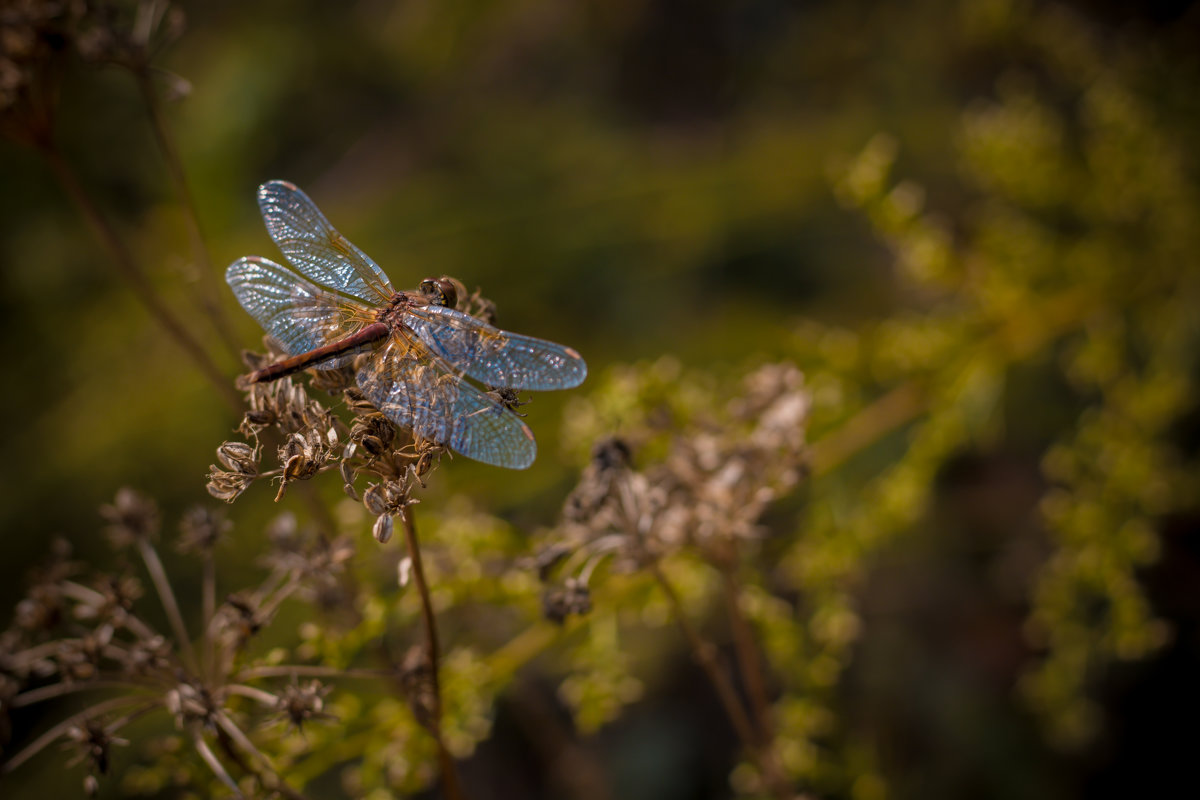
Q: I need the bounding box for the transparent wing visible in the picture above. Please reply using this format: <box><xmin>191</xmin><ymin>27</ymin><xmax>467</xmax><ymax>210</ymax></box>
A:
<box><xmin>226</xmin><ymin>256</ymin><xmax>370</xmax><ymax>368</ymax></box>
<box><xmin>403</xmin><ymin>304</ymin><xmax>587</xmax><ymax>391</ymax></box>
<box><xmin>356</xmin><ymin>336</ymin><xmax>537</xmax><ymax>469</ymax></box>
<box><xmin>257</xmin><ymin>180</ymin><xmax>394</xmax><ymax>305</ymax></box>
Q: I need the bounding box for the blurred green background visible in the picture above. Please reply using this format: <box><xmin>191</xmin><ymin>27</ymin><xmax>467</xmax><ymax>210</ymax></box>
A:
<box><xmin>2</xmin><ymin>0</ymin><xmax>1198</xmax><ymax>798</ymax></box>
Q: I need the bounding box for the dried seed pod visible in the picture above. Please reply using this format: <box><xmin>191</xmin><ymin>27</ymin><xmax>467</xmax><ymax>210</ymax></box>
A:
<box><xmin>372</xmin><ymin>514</ymin><xmax>394</xmax><ymax>544</ymax></box>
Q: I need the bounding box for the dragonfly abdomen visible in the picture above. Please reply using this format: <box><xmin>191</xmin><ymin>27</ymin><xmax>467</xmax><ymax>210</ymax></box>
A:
<box><xmin>248</xmin><ymin>322</ymin><xmax>391</xmax><ymax>383</ymax></box>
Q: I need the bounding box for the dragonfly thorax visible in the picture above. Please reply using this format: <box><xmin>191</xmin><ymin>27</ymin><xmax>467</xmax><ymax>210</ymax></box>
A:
<box><xmin>375</xmin><ymin>291</ymin><xmax>419</xmax><ymax>329</ymax></box>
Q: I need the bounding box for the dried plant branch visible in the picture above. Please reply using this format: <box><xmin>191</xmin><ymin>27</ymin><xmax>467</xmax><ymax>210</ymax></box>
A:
<box><xmin>193</xmin><ymin>734</ymin><xmax>244</xmax><ymax>798</ymax></box>
<box><xmin>648</xmin><ymin>564</ymin><xmax>755</xmax><ymax>752</ymax></box>
<box><xmin>38</xmin><ymin>143</ymin><xmax>240</xmax><ymax>412</ymax></box>
<box><xmin>651</xmin><ymin>562</ymin><xmax>793</xmax><ymax>800</ymax></box>
<box><xmin>137</xmin><ymin>538</ymin><xmax>198</xmax><ymax>670</ymax></box>
<box><xmin>400</xmin><ymin>506</ymin><xmax>466</xmax><ymax>800</ymax></box>
<box><xmin>720</xmin><ymin>563</ymin><xmax>773</xmax><ymax>746</ymax></box>
<box><xmin>215</xmin><ymin>710</ymin><xmax>308</xmax><ymax>800</ymax></box>
<box><xmin>133</xmin><ymin>65</ymin><xmax>242</xmax><ymax>360</ymax></box>
<box><xmin>202</xmin><ymin>550</ymin><xmax>216</xmax><ymax>678</ymax></box>
<box><xmin>13</xmin><ymin>680</ymin><xmax>154</xmax><ymax>708</ymax></box>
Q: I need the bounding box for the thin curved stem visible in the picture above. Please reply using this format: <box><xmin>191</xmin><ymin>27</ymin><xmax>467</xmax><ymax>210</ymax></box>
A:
<box><xmin>651</xmin><ymin>562</ymin><xmax>793</xmax><ymax>800</ymax></box>
<box><xmin>39</xmin><ymin>142</ymin><xmax>241</xmax><ymax>412</ymax></box>
<box><xmin>13</xmin><ymin>679</ymin><xmax>155</xmax><ymax>708</ymax></box>
<box><xmin>138</xmin><ymin>538</ymin><xmax>198</xmax><ymax>671</ymax></box>
<box><xmin>400</xmin><ymin>506</ymin><xmax>466</xmax><ymax>800</ymax></box>
<box><xmin>133</xmin><ymin>65</ymin><xmax>242</xmax><ymax>361</ymax></box>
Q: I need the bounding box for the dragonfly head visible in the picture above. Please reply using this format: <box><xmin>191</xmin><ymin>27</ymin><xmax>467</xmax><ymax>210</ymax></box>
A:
<box><xmin>419</xmin><ymin>276</ymin><xmax>462</xmax><ymax>309</ymax></box>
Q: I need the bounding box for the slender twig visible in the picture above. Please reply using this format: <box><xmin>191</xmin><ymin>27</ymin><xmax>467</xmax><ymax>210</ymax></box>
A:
<box><xmin>193</xmin><ymin>734</ymin><xmax>245</xmax><ymax>798</ymax></box>
<box><xmin>38</xmin><ymin>142</ymin><xmax>241</xmax><ymax>412</ymax></box>
<box><xmin>226</xmin><ymin>684</ymin><xmax>279</xmax><ymax>706</ymax></box>
<box><xmin>13</xmin><ymin>679</ymin><xmax>155</xmax><ymax>708</ymax></box>
<box><xmin>202</xmin><ymin>551</ymin><xmax>216</xmax><ymax>679</ymax></box>
<box><xmin>649</xmin><ymin>563</ymin><xmax>756</xmax><ymax>748</ymax></box>
<box><xmin>399</xmin><ymin>506</ymin><xmax>466</xmax><ymax>800</ymax></box>
<box><xmin>651</xmin><ymin>562</ymin><xmax>792</xmax><ymax>800</ymax></box>
<box><xmin>720</xmin><ymin>565</ymin><xmax>773</xmax><ymax>745</ymax></box>
<box><xmin>133</xmin><ymin>66</ymin><xmax>241</xmax><ymax>360</ymax></box>
<box><xmin>215</xmin><ymin>711</ymin><xmax>309</xmax><ymax>800</ymax></box>
<box><xmin>138</xmin><ymin>538</ymin><xmax>198</xmax><ymax>670</ymax></box>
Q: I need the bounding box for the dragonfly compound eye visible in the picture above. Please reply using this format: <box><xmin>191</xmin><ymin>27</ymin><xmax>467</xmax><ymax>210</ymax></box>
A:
<box><xmin>419</xmin><ymin>277</ymin><xmax>458</xmax><ymax>309</ymax></box>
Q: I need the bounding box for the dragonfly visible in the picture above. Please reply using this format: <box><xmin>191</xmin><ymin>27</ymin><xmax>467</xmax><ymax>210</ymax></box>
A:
<box><xmin>225</xmin><ymin>180</ymin><xmax>586</xmax><ymax>469</ymax></box>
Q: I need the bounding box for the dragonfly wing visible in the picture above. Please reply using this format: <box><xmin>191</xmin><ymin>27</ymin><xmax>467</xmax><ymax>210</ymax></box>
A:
<box><xmin>356</xmin><ymin>337</ymin><xmax>537</xmax><ymax>469</ymax></box>
<box><xmin>257</xmin><ymin>180</ymin><xmax>394</xmax><ymax>305</ymax></box>
<box><xmin>226</xmin><ymin>256</ymin><xmax>368</xmax><ymax>368</ymax></box>
<box><xmin>404</xmin><ymin>304</ymin><xmax>587</xmax><ymax>391</ymax></box>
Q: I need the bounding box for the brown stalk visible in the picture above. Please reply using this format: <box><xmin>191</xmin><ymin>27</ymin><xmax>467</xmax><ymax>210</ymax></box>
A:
<box><xmin>650</xmin><ymin>562</ymin><xmax>792</xmax><ymax>799</ymax></box>
<box><xmin>137</xmin><ymin>537</ymin><xmax>198</xmax><ymax>671</ymax></box>
<box><xmin>719</xmin><ymin>563</ymin><xmax>773</xmax><ymax>745</ymax></box>
<box><xmin>133</xmin><ymin>66</ymin><xmax>242</xmax><ymax>361</ymax></box>
<box><xmin>194</xmin><ymin>734</ymin><xmax>244</xmax><ymax>798</ymax></box>
<box><xmin>400</xmin><ymin>506</ymin><xmax>466</xmax><ymax>800</ymax></box>
<box><xmin>39</xmin><ymin>142</ymin><xmax>241</xmax><ymax>412</ymax></box>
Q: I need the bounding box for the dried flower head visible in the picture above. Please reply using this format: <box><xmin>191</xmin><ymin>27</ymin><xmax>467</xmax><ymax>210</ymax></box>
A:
<box><xmin>64</xmin><ymin>717</ymin><xmax>128</xmax><ymax>774</ymax></box>
<box><xmin>177</xmin><ymin>505</ymin><xmax>231</xmax><ymax>553</ymax></box>
<box><xmin>100</xmin><ymin>487</ymin><xmax>160</xmax><ymax>547</ymax></box>
<box><xmin>271</xmin><ymin>679</ymin><xmax>335</xmax><ymax>732</ymax></box>
<box><xmin>542</xmin><ymin>363</ymin><xmax>811</xmax><ymax>601</ymax></box>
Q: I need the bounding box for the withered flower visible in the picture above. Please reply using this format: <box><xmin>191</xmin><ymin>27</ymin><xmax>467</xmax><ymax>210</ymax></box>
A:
<box><xmin>276</xmin><ymin>428</ymin><xmax>333</xmax><ymax>501</ymax></box>
<box><xmin>100</xmin><ymin>487</ymin><xmax>160</xmax><ymax>547</ymax></box>
<box><xmin>177</xmin><ymin>506</ymin><xmax>230</xmax><ymax>553</ymax></box>
<box><xmin>542</xmin><ymin>578</ymin><xmax>592</xmax><ymax>625</ymax></box>
<box><xmin>165</xmin><ymin>680</ymin><xmax>221</xmax><ymax>730</ymax></box>
<box><xmin>64</xmin><ymin>718</ymin><xmax>128</xmax><ymax>774</ymax></box>
<box><xmin>72</xmin><ymin>573</ymin><xmax>142</xmax><ymax>625</ymax></box>
<box><xmin>206</xmin><ymin>441</ymin><xmax>260</xmax><ymax>503</ymax></box>
<box><xmin>271</xmin><ymin>679</ymin><xmax>335</xmax><ymax>732</ymax></box>
<box><xmin>543</xmin><ymin>363</ymin><xmax>811</xmax><ymax>597</ymax></box>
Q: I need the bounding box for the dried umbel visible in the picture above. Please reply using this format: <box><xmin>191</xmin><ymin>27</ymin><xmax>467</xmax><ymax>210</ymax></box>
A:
<box><xmin>0</xmin><ymin>489</ymin><xmax>380</xmax><ymax>797</ymax></box>
<box><xmin>1</xmin><ymin>1</ymin><xmax>187</xmax><ymax>144</ymax></box>
<box><xmin>271</xmin><ymin>679</ymin><xmax>334</xmax><ymax>732</ymax></box>
<box><xmin>100</xmin><ymin>487</ymin><xmax>160</xmax><ymax>547</ymax></box>
<box><xmin>540</xmin><ymin>363</ymin><xmax>811</xmax><ymax>621</ymax></box>
<box><xmin>176</xmin><ymin>506</ymin><xmax>230</xmax><ymax>553</ymax></box>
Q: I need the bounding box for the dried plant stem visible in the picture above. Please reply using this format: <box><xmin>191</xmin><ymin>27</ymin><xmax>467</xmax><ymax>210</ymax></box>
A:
<box><xmin>137</xmin><ymin>538</ymin><xmax>198</xmax><ymax>671</ymax></box>
<box><xmin>39</xmin><ymin>143</ymin><xmax>241</xmax><ymax>412</ymax></box>
<box><xmin>134</xmin><ymin>66</ymin><xmax>241</xmax><ymax>361</ymax></box>
<box><xmin>399</xmin><ymin>506</ymin><xmax>466</xmax><ymax>800</ymax></box>
<box><xmin>194</xmin><ymin>734</ymin><xmax>244</xmax><ymax>798</ymax></box>
<box><xmin>202</xmin><ymin>551</ymin><xmax>216</xmax><ymax>678</ymax></box>
<box><xmin>13</xmin><ymin>679</ymin><xmax>153</xmax><ymax>707</ymax></box>
<box><xmin>649</xmin><ymin>565</ymin><xmax>753</xmax><ymax>748</ymax></box>
<box><xmin>720</xmin><ymin>565</ymin><xmax>773</xmax><ymax>744</ymax></box>
<box><xmin>651</xmin><ymin>562</ymin><xmax>792</xmax><ymax>800</ymax></box>
<box><xmin>216</xmin><ymin>711</ymin><xmax>309</xmax><ymax>800</ymax></box>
